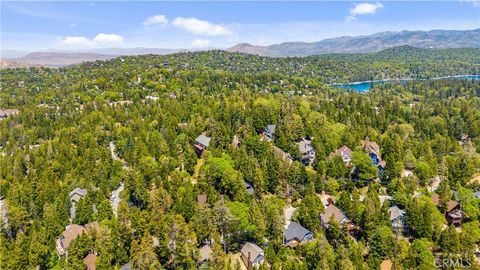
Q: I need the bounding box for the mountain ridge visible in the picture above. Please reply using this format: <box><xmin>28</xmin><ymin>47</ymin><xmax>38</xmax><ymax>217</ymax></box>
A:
<box><xmin>227</xmin><ymin>28</ymin><xmax>480</xmax><ymax>57</ymax></box>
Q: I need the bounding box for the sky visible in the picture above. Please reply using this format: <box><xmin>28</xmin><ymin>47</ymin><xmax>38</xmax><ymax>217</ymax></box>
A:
<box><xmin>1</xmin><ymin>1</ymin><xmax>479</xmax><ymax>51</ymax></box>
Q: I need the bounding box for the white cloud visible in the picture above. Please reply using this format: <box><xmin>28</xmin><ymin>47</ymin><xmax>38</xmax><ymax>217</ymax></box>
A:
<box><xmin>191</xmin><ymin>39</ymin><xmax>210</xmax><ymax>47</ymax></box>
<box><xmin>143</xmin><ymin>15</ymin><xmax>169</xmax><ymax>26</ymax></box>
<box><xmin>172</xmin><ymin>17</ymin><xmax>232</xmax><ymax>36</ymax></box>
<box><xmin>61</xmin><ymin>36</ymin><xmax>93</xmax><ymax>46</ymax></box>
<box><xmin>346</xmin><ymin>2</ymin><xmax>384</xmax><ymax>22</ymax></box>
<box><xmin>60</xmin><ymin>33</ymin><xmax>123</xmax><ymax>47</ymax></box>
<box><xmin>93</xmin><ymin>33</ymin><xmax>124</xmax><ymax>43</ymax></box>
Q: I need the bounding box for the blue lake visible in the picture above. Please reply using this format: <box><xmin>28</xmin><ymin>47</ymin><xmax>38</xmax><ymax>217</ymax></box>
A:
<box><xmin>330</xmin><ymin>75</ymin><xmax>480</xmax><ymax>92</ymax></box>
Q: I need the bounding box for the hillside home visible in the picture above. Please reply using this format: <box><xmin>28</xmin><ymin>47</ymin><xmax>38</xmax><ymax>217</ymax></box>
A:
<box><xmin>263</xmin><ymin>125</ymin><xmax>276</xmax><ymax>141</ymax></box>
<box><xmin>56</xmin><ymin>221</ymin><xmax>99</xmax><ymax>257</ymax></box>
<box><xmin>0</xmin><ymin>109</ymin><xmax>19</xmax><ymax>119</ymax></box>
<box><xmin>194</xmin><ymin>134</ymin><xmax>211</xmax><ymax>155</ymax></box>
<box><xmin>432</xmin><ymin>193</ymin><xmax>464</xmax><ymax>226</ymax></box>
<box><xmin>283</xmin><ymin>221</ymin><xmax>314</xmax><ymax>248</ymax></box>
<box><xmin>389</xmin><ymin>206</ymin><xmax>406</xmax><ymax>233</ymax></box>
<box><xmin>69</xmin><ymin>187</ymin><xmax>87</xmax><ymax>220</ymax></box>
<box><xmin>244</xmin><ymin>181</ymin><xmax>255</xmax><ymax>195</ymax></box>
<box><xmin>319</xmin><ymin>204</ymin><xmax>352</xmax><ymax>229</ymax></box>
<box><xmin>240</xmin><ymin>242</ymin><xmax>265</xmax><ymax>270</ymax></box>
<box><xmin>333</xmin><ymin>145</ymin><xmax>353</xmax><ymax>166</ymax></box>
<box><xmin>298</xmin><ymin>138</ymin><xmax>315</xmax><ymax>166</ymax></box>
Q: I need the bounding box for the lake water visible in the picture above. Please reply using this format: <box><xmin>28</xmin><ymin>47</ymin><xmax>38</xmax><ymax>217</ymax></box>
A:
<box><xmin>330</xmin><ymin>75</ymin><xmax>480</xmax><ymax>92</ymax></box>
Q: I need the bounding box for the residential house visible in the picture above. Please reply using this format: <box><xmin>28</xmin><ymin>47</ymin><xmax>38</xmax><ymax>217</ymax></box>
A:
<box><xmin>232</xmin><ymin>135</ymin><xmax>240</xmax><ymax>149</ymax></box>
<box><xmin>432</xmin><ymin>193</ymin><xmax>464</xmax><ymax>226</ymax></box>
<box><xmin>198</xmin><ymin>244</ymin><xmax>212</xmax><ymax>268</ymax></box>
<box><xmin>240</xmin><ymin>242</ymin><xmax>265</xmax><ymax>269</ymax></box>
<box><xmin>244</xmin><ymin>181</ymin><xmax>255</xmax><ymax>195</ymax></box>
<box><xmin>69</xmin><ymin>187</ymin><xmax>87</xmax><ymax>220</ymax></box>
<box><xmin>0</xmin><ymin>109</ymin><xmax>19</xmax><ymax>119</ymax></box>
<box><xmin>333</xmin><ymin>145</ymin><xmax>353</xmax><ymax>166</ymax></box>
<box><xmin>298</xmin><ymin>138</ymin><xmax>315</xmax><ymax>166</ymax></box>
<box><xmin>389</xmin><ymin>206</ymin><xmax>406</xmax><ymax>233</ymax></box>
<box><xmin>283</xmin><ymin>222</ymin><xmax>314</xmax><ymax>248</ymax></box>
<box><xmin>380</xmin><ymin>259</ymin><xmax>393</xmax><ymax>270</ymax></box>
<box><xmin>119</xmin><ymin>262</ymin><xmax>132</xmax><ymax>270</ymax></box>
<box><xmin>194</xmin><ymin>134</ymin><xmax>211</xmax><ymax>156</ymax></box>
<box><xmin>84</xmin><ymin>253</ymin><xmax>97</xmax><ymax>270</ymax></box>
<box><xmin>474</xmin><ymin>191</ymin><xmax>480</xmax><ymax>199</ymax></box>
<box><xmin>362</xmin><ymin>140</ymin><xmax>386</xmax><ymax>174</ymax></box>
<box><xmin>263</xmin><ymin>125</ymin><xmax>276</xmax><ymax>141</ymax></box>
<box><xmin>197</xmin><ymin>194</ymin><xmax>207</xmax><ymax>208</ymax></box>
<box><xmin>319</xmin><ymin>204</ymin><xmax>352</xmax><ymax>229</ymax></box>
<box><xmin>145</xmin><ymin>95</ymin><xmax>160</xmax><ymax>101</ymax></box>
<box><xmin>446</xmin><ymin>200</ymin><xmax>463</xmax><ymax>226</ymax></box>
<box><xmin>55</xmin><ymin>221</ymin><xmax>99</xmax><ymax>257</ymax></box>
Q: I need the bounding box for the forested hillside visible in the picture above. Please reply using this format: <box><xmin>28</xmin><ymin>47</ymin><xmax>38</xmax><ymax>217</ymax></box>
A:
<box><xmin>0</xmin><ymin>49</ymin><xmax>479</xmax><ymax>270</ymax></box>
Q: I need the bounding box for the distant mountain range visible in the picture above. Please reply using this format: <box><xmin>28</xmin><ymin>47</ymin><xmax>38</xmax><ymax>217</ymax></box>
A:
<box><xmin>227</xmin><ymin>29</ymin><xmax>480</xmax><ymax>57</ymax></box>
<box><xmin>1</xmin><ymin>29</ymin><xmax>478</xmax><ymax>67</ymax></box>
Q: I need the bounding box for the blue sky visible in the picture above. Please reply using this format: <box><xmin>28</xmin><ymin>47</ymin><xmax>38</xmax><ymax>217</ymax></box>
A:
<box><xmin>1</xmin><ymin>1</ymin><xmax>479</xmax><ymax>51</ymax></box>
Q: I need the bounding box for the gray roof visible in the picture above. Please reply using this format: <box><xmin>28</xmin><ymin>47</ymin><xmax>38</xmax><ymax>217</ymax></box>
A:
<box><xmin>195</xmin><ymin>135</ymin><xmax>211</xmax><ymax>147</ymax></box>
<box><xmin>240</xmin><ymin>242</ymin><xmax>264</xmax><ymax>262</ymax></box>
<box><xmin>244</xmin><ymin>181</ymin><xmax>255</xmax><ymax>195</ymax></box>
<box><xmin>389</xmin><ymin>206</ymin><xmax>405</xmax><ymax>221</ymax></box>
<box><xmin>298</xmin><ymin>139</ymin><xmax>313</xmax><ymax>154</ymax></box>
<box><xmin>265</xmin><ymin>125</ymin><xmax>276</xmax><ymax>134</ymax></box>
<box><xmin>474</xmin><ymin>191</ymin><xmax>480</xmax><ymax>199</ymax></box>
<box><xmin>119</xmin><ymin>262</ymin><xmax>132</xmax><ymax>270</ymax></box>
<box><xmin>199</xmin><ymin>245</ymin><xmax>212</xmax><ymax>262</ymax></box>
<box><xmin>284</xmin><ymin>222</ymin><xmax>312</xmax><ymax>243</ymax></box>
<box><xmin>69</xmin><ymin>188</ymin><xmax>87</xmax><ymax>200</ymax></box>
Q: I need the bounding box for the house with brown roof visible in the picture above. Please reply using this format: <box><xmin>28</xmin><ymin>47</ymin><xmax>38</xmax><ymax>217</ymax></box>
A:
<box><xmin>319</xmin><ymin>204</ymin><xmax>352</xmax><ymax>229</ymax></box>
<box><xmin>197</xmin><ymin>194</ymin><xmax>207</xmax><ymax>208</ymax></box>
<box><xmin>55</xmin><ymin>221</ymin><xmax>99</xmax><ymax>257</ymax></box>
<box><xmin>431</xmin><ymin>193</ymin><xmax>464</xmax><ymax>226</ymax></box>
<box><xmin>84</xmin><ymin>253</ymin><xmax>97</xmax><ymax>270</ymax></box>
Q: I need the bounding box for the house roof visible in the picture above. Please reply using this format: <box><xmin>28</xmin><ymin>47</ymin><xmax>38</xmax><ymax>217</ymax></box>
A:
<box><xmin>119</xmin><ymin>262</ymin><xmax>132</xmax><ymax>270</ymax></box>
<box><xmin>474</xmin><ymin>191</ymin><xmax>480</xmax><ymax>199</ymax></box>
<box><xmin>389</xmin><ymin>206</ymin><xmax>405</xmax><ymax>221</ymax></box>
<box><xmin>84</xmin><ymin>253</ymin><xmax>96</xmax><ymax>270</ymax></box>
<box><xmin>320</xmin><ymin>204</ymin><xmax>350</xmax><ymax>225</ymax></box>
<box><xmin>240</xmin><ymin>242</ymin><xmax>264</xmax><ymax>262</ymax></box>
<box><xmin>195</xmin><ymin>135</ymin><xmax>211</xmax><ymax>147</ymax></box>
<box><xmin>431</xmin><ymin>193</ymin><xmax>440</xmax><ymax>205</ymax></box>
<box><xmin>284</xmin><ymin>222</ymin><xmax>312</xmax><ymax>243</ymax></box>
<box><xmin>298</xmin><ymin>139</ymin><xmax>313</xmax><ymax>154</ymax></box>
<box><xmin>69</xmin><ymin>187</ymin><xmax>87</xmax><ymax>200</ymax></box>
<box><xmin>244</xmin><ymin>181</ymin><xmax>255</xmax><ymax>195</ymax></box>
<box><xmin>334</xmin><ymin>145</ymin><xmax>352</xmax><ymax>158</ymax></box>
<box><xmin>380</xmin><ymin>259</ymin><xmax>392</xmax><ymax>270</ymax></box>
<box><xmin>0</xmin><ymin>109</ymin><xmax>20</xmax><ymax>116</ymax></box>
<box><xmin>61</xmin><ymin>224</ymin><xmax>86</xmax><ymax>249</ymax></box>
<box><xmin>446</xmin><ymin>200</ymin><xmax>459</xmax><ymax>212</ymax></box>
<box><xmin>199</xmin><ymin>245</ymin><xmax>212</xmax><ymax>262</ymax></box>
<box><xmin>265</xmin><ymin>125</ymin><xmax>276</xmax><ymax>134</ymax></box>
<box><xmin>197</xmin><ymin>194</ymin><xmax>207</xmax><ymax>207</ymax></box>
<box><xmin>378</xmin><ymin>160</ymin><xmax>387</xmax><ymax>168</ymax></box>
